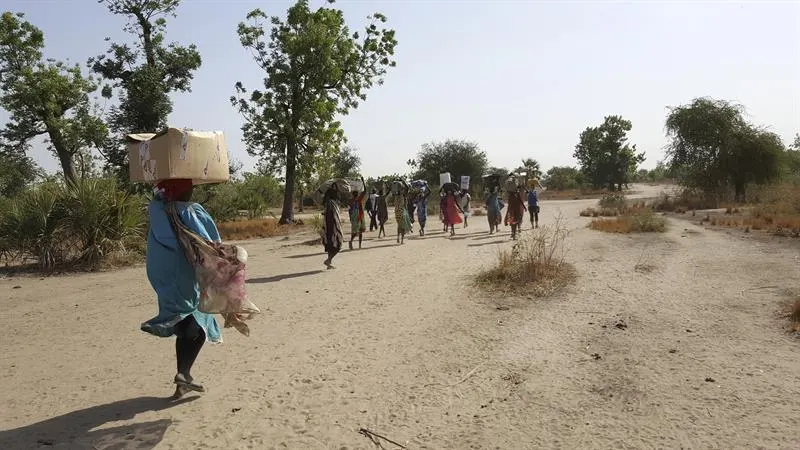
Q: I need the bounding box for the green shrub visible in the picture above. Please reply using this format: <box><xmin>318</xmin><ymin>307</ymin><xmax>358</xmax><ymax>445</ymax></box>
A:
<box><xmin>598</xmin><ymin>192</ymin><xmax>627</xmax><ymax>210</ymax></box>
<box><xmin>0</xmin><ymin>182</ymin><xmax>69</xmax><ymax>269</ymax></box>
<box><xmin>198</xmin><ymin>173</ymin><xmax>283</xmax><ymax>222</ymax></box>
<box><xmin>199</xmin><ymin>183</ymin><xmax>242</xmax><ymax>222</ymax></box>
<box><xmin>62</xmin><ymin>179</ymin><xmax>146</xmax><ymax>266</ymax></box>
<box><xmin>0</xmin><ymin>179</ymin><xmax>146</xmax><ymax>270</ymax></box>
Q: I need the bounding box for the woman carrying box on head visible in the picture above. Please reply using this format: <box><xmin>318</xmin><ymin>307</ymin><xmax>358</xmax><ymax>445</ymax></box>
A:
<box><xmin>141</xmin><ymin>178</ymin><xmax>222</xmax><ymax>398</ymax></box>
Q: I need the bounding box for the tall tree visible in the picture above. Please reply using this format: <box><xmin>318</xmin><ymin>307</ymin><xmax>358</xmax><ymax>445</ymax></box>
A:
<box><xmin>664</xmin><ymin>97</ymin><xmax>783</xmax><ymax>202</ymax></box>
<box><xmin>573</xmin><ymin>115</ymin><xmax>644</xmax><ymax>191</ymax></box>
<box><xmin>0</xmin><ymin>12</ymin><xmax>108</xmax><ymax>184</ymax></box>
<box><xmin>408</xmin><ymin>140</ymin><xmax>488</xmax><ymax>186</ymax></box>
<box><xmin>90</xmin><ymin>0</ymin><xmax>201</xmax><ymax>179</ymax></box>
<box><xmin>232</xmin><ymin>0</ymin><xmax>397</xmax><ymax>224</ymax></box>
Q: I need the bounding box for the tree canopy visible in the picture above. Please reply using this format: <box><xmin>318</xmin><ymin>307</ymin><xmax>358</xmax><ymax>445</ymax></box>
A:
<box><xmin>542</xmin><ymin>166</ymin><xmax>583</xmax><ymax>191</ymax></box>
<box><xmin>0</xmin><ymin>12</ymin><xmax>107</xmax><ymax>184</ymax></box>
<box><xmin>573</xmin><ymin>115</ymin><xmax>644</xmax><ymax>191</ymax></box>
<box><xmin>408</xmin><ymin>139</ymin><xmax>488</xmax><ymax>186</ymax></box>
<box><xmin>515</xmin><ymin>158</ymin><xmax>542</xmax><ymax>185</ymax></box>
<box><xmin>664</xmin><ymin>97</ymin><xmax>784</xmax><ymax>201</ymax></box>
<box><xmin>232</xmin><ymin>0</ymin><xmax>397</xmax><ymax>223</ymax></box>
<box><xmin>90</xmin><ymin>0</ymin><xmax>201</xmax><ymax>179</ymax></box>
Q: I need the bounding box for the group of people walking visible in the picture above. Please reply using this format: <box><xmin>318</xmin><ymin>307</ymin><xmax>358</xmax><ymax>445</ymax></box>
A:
<box><xmin>320</xmin><ymin>177</ymin><xmax>542</xmax><ymax>267</ymax></box>
<box><xmin>138</xmin><ymin>174</ymin><xmax>541</xmax><ymax>397</ymax></box>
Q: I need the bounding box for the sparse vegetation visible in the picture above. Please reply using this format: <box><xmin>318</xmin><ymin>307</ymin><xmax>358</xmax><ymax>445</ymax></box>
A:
<box><xmin>580</xmin><ymin>193</ymin><xmax>647</xmax><ymax>217</ymax></box>
<box><xmin>540</xmin><ymin>188</ymin><xmax>610</xmax><ymax>201</ymax></box>
<box><xmin>217</xmin><ymin>218</ymin><xmax>306</xmax><ymax>241</ymax></box>
<box><xmin>589</xmin><ymin>208</ymin><xmax>667</xmax><ymax>233</ymax></box>
<box><xmin>598</xmin><ymin>192</ymin><xmax>627</xmax><ymax>210</ymax></box>
<box><xmin>662</xmin><ymin>183</ymin><xmax>800</xmax><ymax>237</ymax></box>
<box><xmin>650</xmin><ymin>189</ymin><xmax>721</xmax><ymax>213</ymax></box>
<box><xmin>475</xmin><ymin>214</ymin><xmax>575</xmax><ymax>296</ymax></box>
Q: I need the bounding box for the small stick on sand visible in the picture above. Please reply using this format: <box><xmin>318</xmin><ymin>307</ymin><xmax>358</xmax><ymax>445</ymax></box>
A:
<box><xmin>424</xmin><ymin>362</ymin><xmax>486</xmax><ymax>388</ymax></box>
<box><xmin>358</xmin><ymin>428</ymin><xmax>407</xmax><ymax>449</ymax></box>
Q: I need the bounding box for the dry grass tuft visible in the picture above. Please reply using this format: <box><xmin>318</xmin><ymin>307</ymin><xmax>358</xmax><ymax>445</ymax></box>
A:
<box><xmin>650</xmin><ymin>189</ymin><xmax>720</xmax><ymax>213</ymax></box>
<box><xmin>540</xmin><ymin>188</ymin><xmax>616</xmax><ymax>201</ymax></box>
<box><xmin>699</xmin><ymin>183</ymin><xmax>800</xmax><ymax>237</ymax></box>
<box><xmin>471</xmin><ymin>207</ymin><xmax>487</xmax><ymax>216</ymax></box>
<box><xmin>475</xmin><ymin>214</ymin><xmax>576</xmax><ymax>297</ymax></box>
<box><xmin>634</xmin><ymin>263</ymin><xmax>657</xmax><ymax>273</ymax></box>
<box><xmin>589</xmin><ymin>208</ymin><xmax>667</xmax><ymax>233</ymax></box>
<box><xmin>579</xmin><ymin>207</ymin><xmax>618</xmax><ymax>217</ymax></box>
<box><xmin>218</xmin><ymin>218</ymin><xmax>306</xmax><ymax>240</ymax></box>
<box><xmin>785</xmin><ymin>298</ymin><xmax>800</xmax><ymax>333</ymax></box>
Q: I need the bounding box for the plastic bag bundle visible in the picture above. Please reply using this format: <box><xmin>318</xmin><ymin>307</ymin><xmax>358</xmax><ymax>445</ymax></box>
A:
<box><xmin>409</xmin><ymin>180</ymin><xmax>428</xmax><ymax>197</ymax></box>
<box><xmin>166</xmin><ymin>204</ymin><xmax>260</xmax><ymax>336</ymax></box>
<box><xmin>313</xmin><ymin>178</ymin><xmax>351</xmax><ymax>205</ymax></box>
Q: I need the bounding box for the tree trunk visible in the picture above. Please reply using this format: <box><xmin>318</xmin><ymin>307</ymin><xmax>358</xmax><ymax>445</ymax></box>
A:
<box><xmin>46</xmin><ymin>123</ymin><xmax>77</xmax><ymax>185</ymax></box>
<box><xmin>279</xmin><ymin>139</ymin><xmax>297</xmax><ymax>224</ymax></box>
<box><xmin>135</xmin><ymin>13</ymin><xmax>156</xmax><ymax>66</ymax></box>
<box><xmin>734</xmin><ymin>181</ymin><xmax>746</xmax><ymax>203</ymax></box>
<box><xmin>298</xmin><ymin>187</ymin><xmax>305</xmax><ymax>213</ymax></box>
<box><xmin>57</xmin><ymin>151</ymin><xmax>77</xmax><ymax>186</ymax></box>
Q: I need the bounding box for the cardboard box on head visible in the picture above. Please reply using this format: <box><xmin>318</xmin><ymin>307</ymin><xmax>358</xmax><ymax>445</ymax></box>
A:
<box><xmin>127</xmin><ymin>127</ymin><xmax>230</xmax><ymax>184</ymax></box>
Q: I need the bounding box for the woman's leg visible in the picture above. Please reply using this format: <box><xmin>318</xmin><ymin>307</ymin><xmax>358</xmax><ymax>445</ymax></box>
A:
<box><xmin>325</xmin><ymin>247</ymin><xmax>338</xmax><ymax>268</ymax></box>
<box><xmin>358</xmin><ymin>231</ymin><xmax>363</xmax><ymax>248</ymax></box>
<box><xmin>534</xmin><ymin>210</ymin><xmax>539</xmax><ymax>228</ymax></box>
<box><xmin>175</xmin><ymin>315</ymin><xmax>205</xmax><ymax>390</ymax></box>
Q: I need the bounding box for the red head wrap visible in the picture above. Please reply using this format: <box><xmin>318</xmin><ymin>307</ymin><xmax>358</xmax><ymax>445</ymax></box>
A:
<box><xmin>155</xmin><ymin>179</ymin><xmax>193</xmax><ymax>202</ymax></box>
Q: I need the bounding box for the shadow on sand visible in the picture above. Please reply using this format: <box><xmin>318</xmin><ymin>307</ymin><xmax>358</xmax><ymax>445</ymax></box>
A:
<box><xmin>283</xmin><ymin>243</ymin><xmax>399</xmax><ymax>259</ymax></box>
<box><xmin>0</xmin><ymin>395</ymin><xmax>198</xmax><ymax>450</ymax></box>
<box><xmin>247</xmin><ymin>270</ymin><xmax>324</xmax><ymax>284</ymax></box>
<box><xmin>467</xmin><ymin>239</ymin><xmax>507</xmax><ymax>247</ymax></box>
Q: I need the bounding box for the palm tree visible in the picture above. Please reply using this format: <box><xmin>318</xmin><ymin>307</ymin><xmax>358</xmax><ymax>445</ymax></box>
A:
<box><xmin>515</xmin><ymin>158</ymin><xmax>542</xmax><ymax>183</ymax></box>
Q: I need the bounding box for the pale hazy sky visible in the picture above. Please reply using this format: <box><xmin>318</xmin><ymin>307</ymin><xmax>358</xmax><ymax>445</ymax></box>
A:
<box><xmin>3</xmin><ymin>0</ymin><xmax>799</xmax><ymax>176</ymax></box>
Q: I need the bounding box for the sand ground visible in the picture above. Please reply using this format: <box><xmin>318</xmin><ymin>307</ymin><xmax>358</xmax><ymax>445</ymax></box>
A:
<box><xmin>1</xmin><ymin>184</ymin><xmax>799</xmax><ymax>449</ymax></box>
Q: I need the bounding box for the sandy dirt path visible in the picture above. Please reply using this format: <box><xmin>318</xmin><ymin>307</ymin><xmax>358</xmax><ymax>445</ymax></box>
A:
<box><xmin>1</xmin><ymin>184</ymin><xmax>799</xmax><ymax>449</ymax></box>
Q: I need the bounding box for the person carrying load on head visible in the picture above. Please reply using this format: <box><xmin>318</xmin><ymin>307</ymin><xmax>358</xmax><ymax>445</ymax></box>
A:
<box><xmin>376</xmin><ymin>183</ymin><xmax>390</xmax><ymax>238</ymax></box>
<box><xmin>366</xmin><ymin>187</ymin><xmax>378</xmax><ymax>232</ymax></box>
<box><xmin>348</xmin><ymin>176</ymin><xmax>367</xmax><ymax>250</ymax></box>
<box><xmin>142</xmin><ymin>179</ymin><xmax>222</xmax><ymax>398</ymax></box>
<box><xmin>527</xmin><ymin>180</ymin><xmax>540</xmax><ymax>229</ymax></box>
<box><xmin>439</xmin><ymin>181</ymin><xmax>463</xmax><ymax>236</ymax></box>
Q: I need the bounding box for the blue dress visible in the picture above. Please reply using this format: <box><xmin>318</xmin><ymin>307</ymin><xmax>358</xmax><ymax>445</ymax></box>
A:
<box><xmin>416</xmin><ymin>198</ymin><xmax>428</xmax><ymax>223</ymax></box>
<box><xmin>141</xmin><ymin>200</ymin><xmax>222</xmax><ymax>343</ymax></box>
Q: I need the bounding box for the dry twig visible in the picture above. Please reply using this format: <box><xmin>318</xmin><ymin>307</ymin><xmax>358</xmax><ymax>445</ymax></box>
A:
<box><xmin>358</xmin><ymin>428</ymin><xmax>407</xmax><ymax>449</ymax></box>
